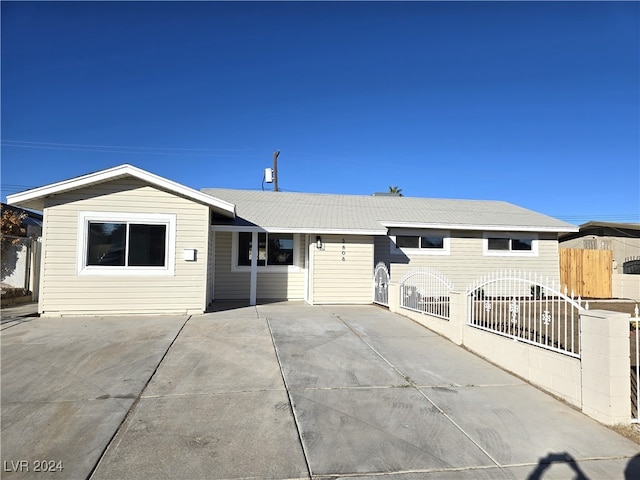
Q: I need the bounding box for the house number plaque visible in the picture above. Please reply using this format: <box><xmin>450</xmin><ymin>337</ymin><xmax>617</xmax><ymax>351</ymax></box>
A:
<box><xmin>341</xmin><ymin>238</ymin><xmax>346</xmax><ymax>261</ymax></box>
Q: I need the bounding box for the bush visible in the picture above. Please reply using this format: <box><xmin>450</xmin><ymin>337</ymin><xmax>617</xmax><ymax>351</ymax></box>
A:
<box><xmin>1</xmin><ymin>287</ymin><xmax>31</xmax><ymax>299</ymax></box>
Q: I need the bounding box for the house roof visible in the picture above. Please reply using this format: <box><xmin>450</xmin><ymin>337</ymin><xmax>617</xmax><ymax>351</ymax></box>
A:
<box><xmin>6</xmin><ymin>164</ymin><xmax>236</xmax><ymax>217</ymax></box>
<box><xmin>576</xmin><ymin>221</ymin><xmax>640</xmax><ymax>232</ymax></box>
<box><xmin>1</xmin><ymin>203</ymin><xmax>43</xmax><ymax>230</ymax></box>
<box><xmin>203</xmin><ymin>188</ymin><xmax>578</xmax><ymax>234</ymax></box>
<box><xmin>559</xmin><ymin>220</ymin><xmax>640</xmax><ymax>241</ymax></box>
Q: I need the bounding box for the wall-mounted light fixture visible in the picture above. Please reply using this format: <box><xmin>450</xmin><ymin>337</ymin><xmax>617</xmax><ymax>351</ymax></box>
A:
<box><xmin>316</xmin><ymin>236</ymin><xmax>322</xmax><ymax>250</ymax></box>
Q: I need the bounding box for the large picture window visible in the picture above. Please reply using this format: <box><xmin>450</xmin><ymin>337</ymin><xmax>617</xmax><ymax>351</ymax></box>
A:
<box><xmin>78</xmin><ymin>212</ymin><xmax>175</xmax><ymax>275</ymax></box>
<box><xmin>234</xmin><ymin>232</ymin><xmax>297</xmax><ymax>270</ymax></box>
<box><xmin>87</xmin><ymin>223</ymin><xmax>166</xmax><ymax>267</ymax></box>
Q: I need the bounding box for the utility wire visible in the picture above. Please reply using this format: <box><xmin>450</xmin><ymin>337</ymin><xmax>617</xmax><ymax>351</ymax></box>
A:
<box><xmin>2</xmin><ymin>139</ymin><xmax>263</xmax><ymax>153</ymax></box>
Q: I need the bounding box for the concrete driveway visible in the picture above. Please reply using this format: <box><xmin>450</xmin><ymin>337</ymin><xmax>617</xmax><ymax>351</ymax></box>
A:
<box><xmin>2</xmin><ymin>304</ymin><xmax>639</xmax><ymax>479</ymax></box>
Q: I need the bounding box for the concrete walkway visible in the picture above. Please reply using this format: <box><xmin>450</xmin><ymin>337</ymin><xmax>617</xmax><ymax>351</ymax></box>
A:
<box><xmin>2</xmin><ymin>303</ymin><xmax>639</xmax><ymax>479</ymax></box>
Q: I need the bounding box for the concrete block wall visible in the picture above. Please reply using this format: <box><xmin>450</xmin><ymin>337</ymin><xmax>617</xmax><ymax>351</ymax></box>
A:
<box><xmin>580</xmin><ymin>310</ymin><xmax>632</xmax><ymax>425</ymax></box>
<box><xmin>612</xmin><ymin>273</ymin><xmax>640</xmax><ymax>301</ymax></box>
<box><xmin>388</xmin><ymin>283</ymin><xmax>632</xmax><ymax>425</ymax></box>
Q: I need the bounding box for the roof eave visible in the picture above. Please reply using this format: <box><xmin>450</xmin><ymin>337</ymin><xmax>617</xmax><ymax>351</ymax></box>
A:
<box><xmin>212</xmin><ymin>225</ymin><xmax>386</xmax><ymax>235</ymax></box>
<box><xmin>6</xmin><ymin>164</ymin><xmax>236</xmax><ymax>218</ymax></box>
<box><xmin>380</xmin><ymin>221</ymin><xmax>579</xmax><ymax>233</ymax></box>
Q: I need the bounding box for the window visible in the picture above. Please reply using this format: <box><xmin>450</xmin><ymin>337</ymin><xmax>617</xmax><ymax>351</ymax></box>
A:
<box><xmin>487</xmin><ymin>237</ymin><xmax>510</xmax><ymax>251</ymax></box>
<box><xmin>234</xmin><ymin>232</ymin><xmax>297</xmax><ymax>270</ymax></box>
<box><xmin>484</xmin><ymin>233</ymin><xmax>537</xmax><ymax>256</ymax></box>
<box><xmin>391</xmin><ymin>231</ymin><xmax>450</xmax><ymax>256</ymax></box>
<box><xmin>421</xmin><ymin>236</ymin><xmax>444</xmax><ymax>249</ymax></box>
<box><xmin>396</xmin><ymin>236</ymin><xmax>420</xmax><ymax>249</ymax></box>
<box><xmin>78</xmin><ymin>212</ymin><xmax>175</xmax><ymax>275</ymax></box>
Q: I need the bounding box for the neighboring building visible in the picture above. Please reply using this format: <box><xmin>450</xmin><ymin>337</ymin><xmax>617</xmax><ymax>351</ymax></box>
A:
<box><xmin>7</xmin><ymin>164</ymin><xmax>577</xmax><ymax>316</ymax></box>
<box><xmin>559</xmin><ymin>221</ymin><xmax>640</xmax><ymax>273</ymax></box>
<box><xmin>1</xmin><ymin>203</ymin><xmax>43</xmax><ymax>292</ymax></box>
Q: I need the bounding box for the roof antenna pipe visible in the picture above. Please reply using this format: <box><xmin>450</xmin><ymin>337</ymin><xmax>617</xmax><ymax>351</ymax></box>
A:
<box><xmin>273</xmin><ymin>150</ymin><xmax>280</xmax><ymax>192</ymax></box>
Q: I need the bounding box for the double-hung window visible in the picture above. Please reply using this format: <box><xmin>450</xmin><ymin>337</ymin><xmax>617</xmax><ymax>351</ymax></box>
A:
<box><xmin>78</xmin><ymin>212</ymin><xmax>176</xmax><ymax>275</ymax></box>
<box><xmin>233</xmin><ymin>232</ymin><xmax>297</xmax><ymax>270</ymax></box>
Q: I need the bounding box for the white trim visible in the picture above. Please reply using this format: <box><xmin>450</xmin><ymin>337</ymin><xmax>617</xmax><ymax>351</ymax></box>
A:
<box><xmin>230</xmin><ymin>231</ymin><xmax>301</xmax><ymax>273</ymax></box>
<box><xmin>389</xmin><ymin>229</ymin><xmax>451</xmax><ymax>256</ymax></box>
<box><xmin>213</xmin><ymin>225</ymin><xmax>385</xmax><ymax>235</ymax></box>
<box><xmin>8</xmin><ymin>164</ymin><xmax>236</xmax><ymax>217</ymax></box>
<box><xmin>380</xmin><ymin>221</ymin><xmax>577</xmax><ymax>233</ymax></box>
<box><xmin>304</xmin><ymin>234</ymin><xmax>310</xmax><ymax>304</ymax></box>
<box><xmin>76</xmin><ymin>211</ymin><xmax>176</xmax><ymax>276</ymax></box>
<box><xmin>249</xmin><ymin>232</ymin><xmax>257</xmax><ymax>306</ymax></box>
<box><xmin>210</xmin><ymin>227</ymin><xmax>216</xmax><ymax>304</ymax></box>
<box><xmin>483</xmin><ymin>232</ymin><xmax>539</xmax><ymax>257</ymax></box>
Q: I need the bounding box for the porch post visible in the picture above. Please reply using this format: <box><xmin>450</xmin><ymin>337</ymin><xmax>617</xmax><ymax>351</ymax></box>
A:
<box><xmin>249</xmin><ymin>231</ymin><xmax>258</xmax><ymax>306</ymax></box>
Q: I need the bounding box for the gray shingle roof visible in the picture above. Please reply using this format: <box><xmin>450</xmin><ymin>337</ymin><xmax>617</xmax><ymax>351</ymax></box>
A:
<box><xmin>202</xmin><ymin>189</ymin><xmax>577</xmax><ymax>234</ymax></box>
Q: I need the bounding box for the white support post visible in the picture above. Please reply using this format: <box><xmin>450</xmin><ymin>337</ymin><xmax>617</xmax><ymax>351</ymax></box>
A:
<box><xmin>249</xmin><ymin>231</ymin><xmax>258</xmax><ymax>306</ymax></box>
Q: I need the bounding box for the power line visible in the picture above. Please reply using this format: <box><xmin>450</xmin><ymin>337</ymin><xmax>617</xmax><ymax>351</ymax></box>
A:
<box><xmin>1</xmin><ymin>140</ymin><xmax>266</xmax><ymax>158</ymax></box>
<box><xmin>2</xmin><ymin>139</ymin><xmax>263</xmax><ymax>152</ymax></box>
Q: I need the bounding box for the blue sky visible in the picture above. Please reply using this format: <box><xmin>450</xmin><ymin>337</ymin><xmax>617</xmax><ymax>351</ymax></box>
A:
<box><xmin>2</xmin><ymin>1</ymin><xmax>638</xmax><ymax>224</ymax></box>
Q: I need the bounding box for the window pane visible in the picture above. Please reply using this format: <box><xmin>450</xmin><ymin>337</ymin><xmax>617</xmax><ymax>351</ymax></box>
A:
<box><xmin>512</xmin><ymin>238</ymin><xmax>533</xmax><ymax>251</ymax></box>
<box><xmin>488</xmin><ymin>238</ymin><xmax>510</xmax><ymax>250</ymax></box>
<box><xmin>396</xmin><ymin>236</ymin><xmax>419</xmax><ymax>248</ymax></box>
<box><xmin>238</xmin><ymin>232</ymin><xmax>266</xmax><ymax>267</ymax></box>
<box><xmin>421</xmin><ymin>236</ymin><xmax>444</xmax><ymax>249</ymax></box>
<box><xmin>268</xmin><ymin>234</ymin><xmax>294</xmax><ymax>265</ymax></box>
<box><xmin>87</xmin><ymin>222</ymin><xmax>126</xmax><ymax>266</ymax></box>
<box><xmin>257</xmin><ymin>233</ymin><xmax>266</xmax><ymax>266</ymax></box>
<box><xmin>238</xmin><ymin>232</ymin><xmax>252</xmax><ymax>266</ymax></box>
<box><xmin>128</xmin><ymin>224</ymin><xmax>166</xmax><ymax>266</ymax></box>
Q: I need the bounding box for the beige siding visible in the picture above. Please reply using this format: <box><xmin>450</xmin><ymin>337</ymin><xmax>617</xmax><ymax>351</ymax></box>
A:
<box><xmin>39</xmin><ymin>178</ymin><xmax>210</xmax><ymax>315</ymax></box>
<box><xmin>377</xmin><ymin>231</ymin><xmax>560</xmax><ymax>290</ymax></box>
<box><xmin>312</xmin><ymin>235</ymin><xmax>374</xmax><ymax>304</ymax></box>
<box><xmin>213</xmin><ymin>232</ymin><xmax>306</xmax><ymax>301</ymax></box>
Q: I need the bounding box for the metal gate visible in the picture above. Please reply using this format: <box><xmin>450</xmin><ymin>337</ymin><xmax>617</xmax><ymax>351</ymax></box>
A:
<box><xmin>373</xmin><ymin>262</ymin><xmax>389</xmax><ymax>306</ymax></box>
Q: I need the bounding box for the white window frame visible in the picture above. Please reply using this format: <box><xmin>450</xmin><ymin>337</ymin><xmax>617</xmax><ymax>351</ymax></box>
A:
<box><xmin>77</xmin><ymin>212</ymin><xmax>176</xmax><ymax>276</ymax></box>
<box><xmin>231</xmin><ymin>231</ymin><xmax>300</xmax><ymax>272</ymax></box>
<box><xmin>390</xmin><ymin>230</ymin><xmax>450</xmax><ymax>256</ymax></box>
<box><xmin>483</xmin><ymin>232</ymin><xmax>538</xmax><ymax>257</ymax></box>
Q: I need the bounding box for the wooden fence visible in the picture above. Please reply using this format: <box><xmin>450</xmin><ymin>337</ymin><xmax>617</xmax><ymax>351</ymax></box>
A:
<box><xmin>560</xmin><ymin>248</ymin><xmax>612</xmax><ymax>298</ymax></box>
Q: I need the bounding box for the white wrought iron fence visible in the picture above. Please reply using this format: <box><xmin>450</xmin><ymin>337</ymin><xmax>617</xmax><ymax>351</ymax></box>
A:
<box><xmin>632</xmin><ymin>306</ymin><xmax>640</xmax><ymax>423</ymax></box>
<box><xmin>373</xmin><ymin>262</ymin><xmax>389</xmax><ymax>307</ymax></box>
<box><xmin>466</xmin><ymin>270</ymin><xmax>587</xmax><ymax>358</ymax></box>
<box><xmin>400</xmin><ymin>268</ymin><xmax>454</xmax><ymax>320</ymax></box>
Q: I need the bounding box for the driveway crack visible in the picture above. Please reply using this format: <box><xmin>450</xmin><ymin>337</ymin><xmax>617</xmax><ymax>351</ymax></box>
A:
<box><xmin>265</xmin><ymin>317</ymin><xmax>313</xmax><ymax>480</ymax></box>
<box><xmin>87</xmin><ymin>315</ymin><xmax>193</xmax><ymax>480</ymax></box>
<box><xmin>331</xmin><ymin>312</ymin><xmax>502</xmax><ymax>468</ymax></box>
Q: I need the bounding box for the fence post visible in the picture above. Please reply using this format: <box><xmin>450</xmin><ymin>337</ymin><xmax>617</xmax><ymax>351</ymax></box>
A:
<box><xmin>448</xmin><ymin>291</ymin><xmax>466</xmax><ymax>345</ymax></box>
<box><xmin>388</xmin><ymin>282</ymin><xmax>400</xmax><ymax>314</ymax></box>
<box><xmin>580</xmin><ymin>309</ymin><xmax>631</xmax><ymax>425</ymax></box>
